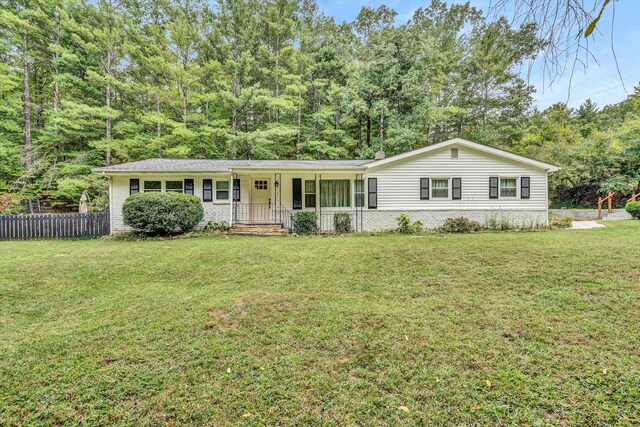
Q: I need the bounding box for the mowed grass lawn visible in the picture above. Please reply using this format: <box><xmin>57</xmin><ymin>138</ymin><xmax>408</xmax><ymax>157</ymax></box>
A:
<box><xmin>1</xmin><ymin>222</ymin><xmax>639</xmax><ymax>426</ymax></box>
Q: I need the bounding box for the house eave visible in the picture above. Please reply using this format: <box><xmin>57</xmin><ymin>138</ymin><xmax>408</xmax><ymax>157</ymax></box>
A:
<box><xmin>92</xmin><ymin>166</ymin><xmax>368</xmax><ymax>175</ymax></box>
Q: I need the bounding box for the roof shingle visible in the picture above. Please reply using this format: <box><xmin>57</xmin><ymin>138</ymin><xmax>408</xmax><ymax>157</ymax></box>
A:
<box><xmin>93</xmin><ymin>158</ymin><xmax>373</xmax><ymax>173</ymax></box>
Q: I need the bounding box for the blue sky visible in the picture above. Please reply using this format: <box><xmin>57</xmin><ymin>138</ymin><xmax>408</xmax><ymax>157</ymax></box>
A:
<box><xmin>316</xmin><ymin>0</ymin><xmax>640</xmax><ymax>110</ymax></box>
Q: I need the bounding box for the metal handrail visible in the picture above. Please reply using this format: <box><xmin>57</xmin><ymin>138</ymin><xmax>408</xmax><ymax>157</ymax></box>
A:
<box><xmin>279</xmin><ymin>204</ymin><xmax>293</xmax><ymax>232</ymax></box>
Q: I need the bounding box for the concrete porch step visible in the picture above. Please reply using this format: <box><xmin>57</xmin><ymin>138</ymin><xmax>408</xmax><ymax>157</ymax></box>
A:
<box><xmin>229</xmin><ymin>223</ymin><xmax>289</xmax><ymax>236</ymax></box>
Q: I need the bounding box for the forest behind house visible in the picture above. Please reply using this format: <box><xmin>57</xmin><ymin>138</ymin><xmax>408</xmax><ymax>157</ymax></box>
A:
<box><xmin>1</xmin><ymin>0</ymin><xmax>639</xmax><ymax>212</ymax></box>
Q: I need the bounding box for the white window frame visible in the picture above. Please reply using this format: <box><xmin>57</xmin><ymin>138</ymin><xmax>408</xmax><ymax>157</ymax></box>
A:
<box><xmin>304</xmin><ymin>179</ymin><xmax>316</xmax><ymax>208</ymax></box>
<box><xmin>165</xmin><ymin>180</ymin><xmax>183</xmax><ymax>193</ymax></box>
<box><xmin>143</xmin><ymin>180</ymin><xmax>162</xmax><ymax>192</ymax></box>
<box><xmin>431</xmin><ymin>178</ymin><xmax>450</xmax><ymax>199</ymax></box>
<box><xmin>499</xmin><ymin>177</ymin><xmax>518</xmax><ymax>198</ymax></box>
<box><xmin>216</xmin><ymin>180</ymin><xmax>230</xmax><ymax>200</ymax></box>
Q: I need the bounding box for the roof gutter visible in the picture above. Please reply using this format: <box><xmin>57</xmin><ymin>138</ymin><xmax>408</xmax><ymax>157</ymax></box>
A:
<box><xmin>92</xmin><ymin>166</ymin><xmax>369</xmax><ymax>174</ymax></box>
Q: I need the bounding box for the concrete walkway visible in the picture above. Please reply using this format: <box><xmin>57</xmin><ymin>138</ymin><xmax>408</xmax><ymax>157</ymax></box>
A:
<box><xmin>570</xmin><ymin>220</ymin><xmax>607</xmax><ymax>230</ymax></box>
<box><xmin>550</xmin><ymin>208</ymin><xmax>632</xmax><ymax>221</ymax></box>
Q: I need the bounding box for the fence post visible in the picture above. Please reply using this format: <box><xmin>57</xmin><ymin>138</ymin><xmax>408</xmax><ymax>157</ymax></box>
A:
<box><xmin>608</xmin><ymin>191</ymin><xmax>613</xmax><ymax>214</ymax></box>
<box><xmin>597</xmin><ymin>198</ymin><xmax>603</xmax><ymax>220</ymax></box>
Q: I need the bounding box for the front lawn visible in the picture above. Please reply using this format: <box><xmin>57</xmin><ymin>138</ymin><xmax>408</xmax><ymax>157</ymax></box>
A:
<box><xmin>1</xmin><ymin>222</ymin><xmax>639</xmax><ymax>425</ymax></box>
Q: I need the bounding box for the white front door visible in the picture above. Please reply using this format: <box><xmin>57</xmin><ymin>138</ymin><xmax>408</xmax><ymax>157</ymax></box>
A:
<box><xmin>251</xmin><ymin>178</ymin><xmax>271</xmax><ymax>222</ymax></box>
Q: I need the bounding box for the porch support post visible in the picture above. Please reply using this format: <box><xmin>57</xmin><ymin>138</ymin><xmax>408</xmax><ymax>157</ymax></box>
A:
<box><xmin>229</xmin><ymin>169</ymin><xmax>234</xmax><ymax>226</ymax></box>
<box><xmin>318</xmin><ymin>173</ymin><xmax>322</xmax><ymax>232</ymax></box>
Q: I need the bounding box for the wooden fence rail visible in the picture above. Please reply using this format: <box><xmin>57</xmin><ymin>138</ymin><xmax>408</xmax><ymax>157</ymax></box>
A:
<box><xmin>0</xmin><ymin>212</ymin><xmax>110</xmax><ymax>240</ymax></box>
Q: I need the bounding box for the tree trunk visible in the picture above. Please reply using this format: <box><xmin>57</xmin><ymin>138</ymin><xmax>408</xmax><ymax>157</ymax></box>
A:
<box><xmin>366</xmin><ymin>112</ymin><xmax>371</xmax><ymax>147</ymax></box>
<box><xmin>106</xmin><ymin>78</ymin><xmax>111</xmax><ymax>165</ymax></box>
<box><xmin>23</xmin><ymin>32</ymin><xmax>32</xmax><ymax>180</ymax></box>
<box><xmin>182</xmin><ymin>83</ymin><xmax>188</xmax><ymax>124</ymax></box>
<box><xmin>296</xmin><ymin>89</ymin><xmax>302</xmax><ymax>159</ymax></box>
<box><xmin>379</xmin><ymin>109</ymin><xmax>384</xmax><ymax>142</ymax></box>
<box><xmin>156</xmin><ymin>91</ymin><xmax>162</xmax><ymax>157</ymax></box>
<box><xmin>275</xmin><ymin>36</ymin><xmax>280</xmax><ymax>124</ymax></box>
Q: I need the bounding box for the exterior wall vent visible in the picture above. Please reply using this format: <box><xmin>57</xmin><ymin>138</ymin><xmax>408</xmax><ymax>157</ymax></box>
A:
<box><xmin>451</xmin><ymin>148</ymin><xmax>459</xmax><ymax>159</ymax></box>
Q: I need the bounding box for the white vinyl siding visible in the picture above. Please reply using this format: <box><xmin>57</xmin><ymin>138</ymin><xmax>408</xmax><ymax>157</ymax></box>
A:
<box><xmin>366</xmin><ymin>145</ymin><xmax>548</xmax><ymax>211</ymax></box>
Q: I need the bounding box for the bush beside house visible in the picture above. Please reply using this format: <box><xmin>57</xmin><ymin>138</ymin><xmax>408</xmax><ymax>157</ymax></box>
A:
<box><xmin>437</xmin><ymin>217</ymin><xmax>484</xmax><ymax>233</ymax></box>
<box><xmin>123</xmin><ymin>192</ymin><xmax>204</xmax><ymax>235</ymax></box>
<box><xmin>333</xmin><ymin>212</ymin><xmax>353</xmax><ymax>234</ymax></box>
<box><xmin>292</xmin><ymin>211</ymin><xmax>318</xmax><ymax>235</ymax></box>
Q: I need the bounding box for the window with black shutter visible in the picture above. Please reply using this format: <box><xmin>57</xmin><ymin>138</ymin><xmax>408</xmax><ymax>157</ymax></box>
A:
<box><xmin>489</xmin><ymin>177</ymin><xmax>499</xmax><ymax>199</ymax></box>
<box><xmin>184</xmin><ymin>179</ymin><xmax>194</xmax><ymax>195</ymax></box>
<box><xmin>521</xmin><ymin>176</ymin><xmax>530</xmax><ymax>199</ymax></box>
<box><xmin>452</xmin><ymin>177</ymin><xmax>461</xmax><ymax>200</ymax></box>
<box><xmin>232</xmin><ymin>179</ymin><xmax>240</xmax><ymax>201</ymax></box>
<box><xmin>368</xmin><ymin>178</ymin><xmax>377</xmax><ymax>209</ymax></box>
<box><xmin>420</xmin><ymin>178</ymin><xmax>429</xmax><ymax>200</ymax></box>
<box><xmin>292</xmin><ymin>178</ymin><xmax>302</xmax><ymax>210</ymax></box>
<box><xmin>203</xmin><ymin>179</ymin><xmax>212</xmax><ymax>202</ymax></box>
<box><xmin>129</xmin><ymin>179</ymin><xmax>139</xmax><ymax>195</ymax></box>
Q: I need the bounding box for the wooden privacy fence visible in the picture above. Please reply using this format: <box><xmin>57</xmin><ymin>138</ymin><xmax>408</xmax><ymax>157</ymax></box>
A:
<box><xmin>0</xmin><ymin>212</ymin><xmax>110</xmax><ymax>240</ymax></box>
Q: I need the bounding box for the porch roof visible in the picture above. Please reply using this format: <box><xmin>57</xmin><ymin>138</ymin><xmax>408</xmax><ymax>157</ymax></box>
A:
<box><xmin>93</xmin><ymin>158</ymin><xmax>373</xmax><ymax>174</ymax></box>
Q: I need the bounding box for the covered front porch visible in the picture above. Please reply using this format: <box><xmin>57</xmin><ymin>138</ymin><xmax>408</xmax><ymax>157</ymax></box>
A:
<box><xmin>229</xmin><ymin>170</ymin><xmax>366</xmax><ymax>233</ymax></box>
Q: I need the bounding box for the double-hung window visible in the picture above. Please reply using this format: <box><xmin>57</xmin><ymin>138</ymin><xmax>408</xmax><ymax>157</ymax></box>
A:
<box><xmin>304</xmin><ymin>180</ymin><xmax>316</xmax><ymax>208</ymax></box>
<box><xmin>143</xmin><ymin>181</ymin><xmax>161</xmax><ymax>192</ymax></box>
<box><xmin>500</xmin><ymin>178</ymin><xmax>517</xmax><ymax>198</ymax></box>
<box><xmin>165</xmin><ymin>181</ymin><xmax>183</xmax><ymax>193</ymax></box>
<box><xmin>216</xmin><ymin>181</ymin><xmax>230</xmax><ymax>200</ymax></box>
<box><xmin>320</xmin><ymin>180</ymin><xmax>350</xmax><ymax>208</ymax></box>
<box><xmin>431</xmin><ymin>179</ymin><xmax>449</xmax><ymax>198</ymax></box>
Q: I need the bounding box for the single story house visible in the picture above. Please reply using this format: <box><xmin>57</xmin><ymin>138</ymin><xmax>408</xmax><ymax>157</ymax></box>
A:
<box><xmin>93</xmin><ymin>138</ymin><xmax>559</xmax><ymax>233</ymax></box>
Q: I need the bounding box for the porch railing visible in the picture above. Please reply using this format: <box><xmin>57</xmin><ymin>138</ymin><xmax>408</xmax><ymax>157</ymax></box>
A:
<box><xmin>231</xmin><ymin>203</ymin><xmax>362</xmax><ymax>233</ymax></box>
<box><xmin>232</xmin><ymin>202</ymin><xmax>294</xmax><ymax>232</ymax></box>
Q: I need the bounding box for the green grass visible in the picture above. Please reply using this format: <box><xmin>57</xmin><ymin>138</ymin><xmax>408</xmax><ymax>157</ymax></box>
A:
<box><xmin>1</xmin><ymin>222</ymin><xmax>640</xmax><ymax>426</ymax></box>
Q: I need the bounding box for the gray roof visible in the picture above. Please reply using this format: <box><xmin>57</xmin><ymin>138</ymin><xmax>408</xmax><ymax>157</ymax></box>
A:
<box><xmin>93</xmin><ymin>158</ymin><xmax>374</xmax><ymax>173</ymax></box>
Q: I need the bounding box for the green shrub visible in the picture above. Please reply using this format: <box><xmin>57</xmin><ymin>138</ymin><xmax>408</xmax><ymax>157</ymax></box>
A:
<box><xmin>202</xmin><ymin>221</ymin><xmax>230</xmax><ymax>232</ymax></box>
<box><xmin>549</xmin><ymin>215</ymin><xmax>573</xmax><ymax>229</ymax></box>
<box><xmin>396</xmin><ymin>214</ymin><xmax>424</xmax><ymax>234</ymax></box>
<box><xmin>625</xmin><ymin>201</ymin><xmax>640</xmax><ymax>219</ymax></box>
<box><xmin>292</xmin><ymin>211</ymin><xmax>318</xmax><ymax>235</ymax></box>
<box><xmin>122</xmin><ymin>192</ymin><xmax>204</xmax><ymax>235</ymax></box>
<box><xmin>485</xmin><ymin>213</ymin><xmax>514</xmax><ymax>231</ymax></box>
<box><xmin>333</xmin><ymin>211</ymin><xmax>353</xmax><ymax>234</ymax></box>
<box><xmin>437</xmin><ymin>217</ymin><xmax>484</xmax><ymax>233</ymax></box>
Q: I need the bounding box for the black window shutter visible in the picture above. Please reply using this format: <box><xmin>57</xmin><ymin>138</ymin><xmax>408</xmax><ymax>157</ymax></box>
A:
<box><xmin>232</xmin><ymin>179</ymin><xmax>240</xmax><ymax>201</ymax></box>
<box><xmin>521</xmin><ymin>177</ymin><xmax>530</xmax><ymax>199</ymax></box>
<box><xmin>489</xmin><ymin>177</ymin><xmax>499</xmax><ymax>199</ymax></box>
<box><xmin>184</xmin><ymin>179</ymin><xmax>194</xmax><ymax>195</ymax></box>
<box><xmin>420</xmin><ymin>178</ymin><xmax>429</xmax><ymax>200</ymax></box>
<box><xmin>292</xmin><ymin>178</ymin><xmax>302</xmax><ymax>210</ymax></box>
<box><xmin>130</xmin><ymin>179</ymin><xmax>139</xmax><ymax>195</ymax></box>
<box><xmin>452</xmin><ymin>178</ymin><xmax>461</xmax><ymax>200</ymax></box>
<box><xmin>202</xmin><ymin>179</ymin><xmax>212</xmax><ymax>202</ymax></box>
<box><xmin>368</xmin><ymin>178</ymin><xmax>377</xmax><ymax>209</ymax></box>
